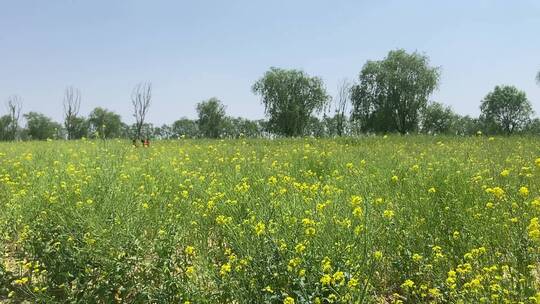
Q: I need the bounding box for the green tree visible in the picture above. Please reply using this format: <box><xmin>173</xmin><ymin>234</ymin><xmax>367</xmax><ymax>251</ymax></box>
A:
<box><xmin>88</xmin><ymin>107</ymin><xmax>123</xmax><ymax>139</ymax></box>
<box><xmin>304</xmin><ymin>116</ymin><xmax>326</xmax><ymax>137</ymax></box>
<box><xmin>125</xmin><ymin>122</ymin><xmax>157</xmax><ymax>140</ymax></box>
<box><xmin>140</xmin><ymin>123</ymin><xmax>156</xmax><ymax>139</ymax></box>
<box><xmin>322</xmin><ymin>114</ymin><xmax>348</xmax><ymax>137</ymax></box>
<box><xmin>23</xmin><ymin>112</ymin><xmax>62</xmax><ymax>140</ymax></box>
<box><xmin>154</xmin><ymin>124</ymin><xmax>173</xmax><ymax>139</ymax></box>
<box><xmin>172</xmin><ymin>118</ymin><xmax>199</xmax><ymax>138</ymax></box>
<box><xmin>0</xmin><ymin>115</ymin><xmax>13</xmax><ymax>141</ymax></box>
<box><xmin>252</xmin><ymin>67</ymin><xmax>330</xmax><ymax>137</ymax></box>
<box><xmin>68</xmin><ymin>116</ymin><xmax>90</xmax><ymax>139</ymax></box>
<box><xmin>196</xmin><ymin>98</ymin><xmax>226</xmax><ymax>138</ymax></box>
<box><xmin>420</xmin><ymin>102</ymin><xmax>458</xmax><ymax>134</ymax></box>
<box><xmin>221</xmin><ymin>117</ymin><xmax>263</xmax><ymax>138</ymax></box>
<box><xmin>453</xmin><ymin>115</ymin><xmax>481</xmax><ymax>136</ymax></box>
<box><xmin>479</xmin><ymin>85</ymin><xmax>533</xmax><ymax>134</ymax></box>
<box><xmin>351</xmin><ymin>49</ymin><xmax>440</xmax><ymax>134</ymax></box>
<box><xmin>523</xmin><ymin>118</ymin><xmax>540</xmax><ymax>135</ymax></box>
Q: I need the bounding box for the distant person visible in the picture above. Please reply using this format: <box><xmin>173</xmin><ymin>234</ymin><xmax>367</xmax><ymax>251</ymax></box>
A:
<box><xmin>144</xmin><ymin>139</ymin><xmax>150</xmax><ymax>147</ymax></box>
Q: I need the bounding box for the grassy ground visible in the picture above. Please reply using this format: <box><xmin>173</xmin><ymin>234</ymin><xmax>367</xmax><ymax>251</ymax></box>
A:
<box><xmin>0</xmin><ymin>136</ymin><xmax>539</xmax><ymax>303</ymax></box>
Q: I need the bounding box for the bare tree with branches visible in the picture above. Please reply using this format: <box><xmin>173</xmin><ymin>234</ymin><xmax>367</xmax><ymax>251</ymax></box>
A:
<box><xmin>63</xmin><ymin>86</ymin><xmax>81</xmax><ymax>140</ymax></box>
<box><xmin>131</xmin><ymin>82</ymin><xmax>152</xmax><ymax>141</ymax></box>
<box><xmin>6</xmin><ymin>95</ymin><xmax>22</xmax><ymax>140</ymax></box>
<box><xmin>335</xmin><ymin>79</ymin><xmax>351</xmax><ymax>136</ymax></box>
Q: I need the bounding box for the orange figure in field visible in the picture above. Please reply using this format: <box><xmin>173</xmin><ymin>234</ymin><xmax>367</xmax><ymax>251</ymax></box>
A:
<box><xmin>143</xmin><ymin>139</ymin><xmax>150</xmax><ymax>147</ymax></box>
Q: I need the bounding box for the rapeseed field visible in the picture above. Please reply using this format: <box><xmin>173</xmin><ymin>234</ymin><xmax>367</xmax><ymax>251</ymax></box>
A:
<box><xmin>1</xmin><ymin>136</ymin><xmax>539</xmax><ymax>303</ymax></box>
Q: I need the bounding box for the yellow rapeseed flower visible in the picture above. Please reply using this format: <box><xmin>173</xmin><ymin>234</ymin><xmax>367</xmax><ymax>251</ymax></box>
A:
<box><xmin>412</xmin><ymin>253</ymin><xmax>423</xmax><ymax>262</ymax></box>
<box><xmin>332</xmin><ymin>271</ymin><xmax>345</xmax><ymax>284</ymax></box>
<box><xmin>401</xmin><ymin>279</ymin><xmax>415</xmax><ymax>290</ymax></box>
<box><xmin>295</xmin><ymin>243</ymin><xmax>306</xmax><ymax>254</ymax></box>
<box><xmin>305</xmin><ymin>227</ymin><xmax>316</xmax><ymax>236</ymax></box>
<box><xmin>486</xmin><ymin>187</ymin><xmax>505</xmax><ymax>199</ymax></box>
<box><xmin>184</xmin><ymin>246</ymin><xmax>195</xmax><ymax>256</ymax></box>
<box><xmin>320</xmin><ymin>274</ymin><xmax>332</xmax><ymax>286</ymax></box>
<box><xmin>348</xmin><ymin>277</ymin><xmax>359</xmax><ymax>289</ymax></box>
<box><xmin>350</xmin><ymin>195</ymin><xmax>362</xmax><ymax>206</ymax></box>
<box><xmin>528</xmin><ymin>218</ymin><xmax>540</xmax><ymax>242</ymax></box>
<box><xmin>352</xmin><ymin>207</ymin><xmax>363</xmax><ymax>218</ymax></box>
<box><xmin>283</xmin><ymin>296</ymin><xmax>295</xmax><ymax>304</ymax></box>
<box><xmin>519</xmin><ymin>186</ymin><xmax>529</xmax><ymax>197</ymax></box>
<box><xmin>255</xmin><ymin>222</ymin><xmax>266</xmax><ymax>236</ymax></box>
<box><xmin>220</xmin><ymin>263</ymin><xmax>232</xmax><ymax>276</ymax></box>
<box><xmin>383</xmin><ymin>210</ymin><xmax>395</xmax><ymax>219</ymax></box>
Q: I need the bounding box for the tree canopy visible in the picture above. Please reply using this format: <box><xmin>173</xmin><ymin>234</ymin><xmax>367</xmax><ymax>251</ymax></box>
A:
<box><xmin>23</xmin><ymin>112</ymin><xmax>61</xmax><ymax>140</ymax></box>
<box><xmin>68</xmin><ymin>116</ymin><xmax>90</xmax><ymax>139</ymax></box>
<box><xmin>351</xmin><ymin>49</ymin><xmax>440</xmax><ymax>134</ymax></box>
<box><xmin>196</xmin><ymin>98</ymin><xmax>226</xmax><ymax>138</ymax></box>
<box><xmin>480</xmin><ymin>85</ymin><xmax>533</xmax><ymax>134</ymax></box>
<box><xmin>252</xmin><ymin>67</ymin><xmax>330</xmax><ymax>137</ymax></box>
<box><xmin>420</xmin><ymin>102</ymin><xmax>458</xmax><ymax>134</ymax></box>
<box><xmin>172</xmin><ymin>118</ymin><xmax>199</xmax><ymax>138</ymax></box>
<box><xmin>88</xmin><ymin>107</ymin><xmax>123</xmax><ymax>138</ymax></box>
<box><xmin>0</xmin><ymin>115</ymin><xmax>14</xmax><ymax>141</ymax></box>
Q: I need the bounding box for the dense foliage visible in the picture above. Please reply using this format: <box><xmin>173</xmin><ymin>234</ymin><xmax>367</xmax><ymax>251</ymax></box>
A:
<box><xmin>88</xmin><ymin>107</ymin><xmax>124</xmax><ymax>139</ymax></box>
<box><xmin>23</xmin><ymin>112</ymin><xmax>62</xmax><ymax>140</ymax></box>
<box><xmin>480</xmin><ymin>85</ymin><xmax>534</xmax><ymax>134</ymax></box>
<box><xmin>420</xmin><ymin>102</ymin><xmax>459</xmax><ymax>135</ymax></box>
<box><xmin>196</xmin><ymin>98</ymin><xmax>227</xmax><ymax>139</ymax></box>
<box><xmin>252</xmin><ymin>67</ymin><xmax>330</xmax><ymax>137</ymax></box>
<box><xmin>351</xmin><ymin>50</ymin><xmax>440</xmax><ymax>134</ymax></box>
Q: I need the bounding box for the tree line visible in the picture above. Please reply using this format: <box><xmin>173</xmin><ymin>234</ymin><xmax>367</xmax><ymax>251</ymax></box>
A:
<box><xmin>2</xmin><ymin>49</ymin><xmax>540</xmax><ymax>141</ymax></box>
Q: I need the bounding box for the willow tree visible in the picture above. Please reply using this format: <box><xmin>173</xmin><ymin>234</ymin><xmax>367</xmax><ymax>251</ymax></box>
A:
<box><xmin>252</xmin><ymin>67</ymin><xmax>330</xmax><ymax>137</ymax></box>
<box><xmin>351</xmin><ymin>49</ymin><xmax>440</xmax><ymax>134</ymax></box>
<box><xmin>196</xmin><ymin>97</ymin><xmax>226</xmax><ymax>138</ymax></box>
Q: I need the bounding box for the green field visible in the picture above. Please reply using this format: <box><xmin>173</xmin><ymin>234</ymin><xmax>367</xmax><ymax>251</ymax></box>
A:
<box><xmin>1</xmin><ymin>136</ymin><xmax>539</xmax><ymax>303</ymax></box>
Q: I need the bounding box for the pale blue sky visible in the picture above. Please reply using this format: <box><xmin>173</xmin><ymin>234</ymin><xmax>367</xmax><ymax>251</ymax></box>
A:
<box><xmin>1</xmin><ymin>0</ymin><xmax>539</xmax><ymax>125</ymax></box>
